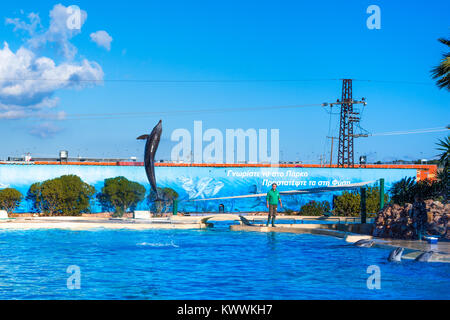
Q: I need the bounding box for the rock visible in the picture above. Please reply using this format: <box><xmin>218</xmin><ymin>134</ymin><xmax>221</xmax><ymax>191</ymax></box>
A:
<box><xmin>373</xmin><ymin>200</ymin><xmax>449</xmax><ymax>240</ymax></box>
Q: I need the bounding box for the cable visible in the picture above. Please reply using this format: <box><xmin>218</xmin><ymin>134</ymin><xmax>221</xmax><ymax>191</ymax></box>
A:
<box><xmin>0</xmin><ymin>78</ymin><xmax>341</xmax><ymax>83</ymax></box>
<box><xmin>0</xmin><ymin>77</ymin><xmax>434</xmax><ymax>85</ymax></box>
<box><xmin>353</xmin><ymin>79</ymin><xmax>432</xmax><ymax>86</ymax></box>
<box><xmin>370</xmin><ymin>127</ymin><xmax>449</xmax><ymax>136</ymax></box>
<box><xmin>62</xmin><ymin>103</ymin><xmax>324</xmax><ymax>120</ymax></box>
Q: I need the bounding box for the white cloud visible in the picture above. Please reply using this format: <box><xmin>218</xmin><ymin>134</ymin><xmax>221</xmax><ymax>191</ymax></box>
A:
<box><xmin>90</xmin><ymin>30</ymin><xmax>113</xmax><ymax>51</ymax></box>
<box><xmin>0</xmin><ymin>96</ymin><xmax>66</xmax><ymax>120</ymax></box>
<box><xmin>0</xmin><ymin>42</ymin><xmax>103</xmax><ymax>119</ymax></box>
<box><xmin>26</xmin><ymin>4</ymin><xmax>88</xmax><ymax>60</ymax></box>
<box><xmin>5</xmin><ymin>12</ymin><xmax>41</xmax><ymax>35</ymax></box>
<box><xmin>1</xmin><ymin>4</ymin><xmax>107</xmax><ymax>134</ymax></box>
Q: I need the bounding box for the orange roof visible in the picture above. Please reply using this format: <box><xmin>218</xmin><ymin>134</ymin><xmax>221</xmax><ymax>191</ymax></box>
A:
<box><xmin>0</xmin><ymin>161</ymin><xmax>437</xmax><ymax>181</ymax></box>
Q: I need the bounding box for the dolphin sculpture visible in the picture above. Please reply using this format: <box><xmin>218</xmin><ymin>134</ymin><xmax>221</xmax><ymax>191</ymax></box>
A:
<box><xmin>353</xmin><ymin>239</ymin><xmax>375</xmax><ymax>247</ymax></box>
<box><xmin>387</xmin><ymin>247</ymin><xmax>404</xmax><ymax>262</ymax></box>
<box><xmin>137</xmin><ymin>120</ymin><xmax>162</xmax><ymax>200</ymax></box>
<box><xmin>415</xmin><ymin>250</ymin><xmax>434</xmax><ymax>262</ymax></box>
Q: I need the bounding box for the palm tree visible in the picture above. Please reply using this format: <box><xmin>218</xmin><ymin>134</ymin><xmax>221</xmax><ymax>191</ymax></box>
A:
<box><xmin>436</xmin><ymin>136</ymin><xmax>449</xmax><ymax>201</ymax></box>
<box><xmin>436</xmin><ymin>135</ymin><xmax>450</xmax><ymax>168</ymax></box>
<box><xmin>431</xmin><ymin>38</ymin><xmax>450</xmax><ymax>90</ymax></box>
<box><xmin>390</xmin><ymin>177</ymin><xmax>416</xmax><ymax>205</ymax></box>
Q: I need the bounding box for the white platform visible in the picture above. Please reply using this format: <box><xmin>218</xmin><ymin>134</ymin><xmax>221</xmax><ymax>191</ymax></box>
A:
<box><xmin>134</xmin><ymin>211</ymin><xmax>151</xmax><ymax>219</ymax></box>
<box><xmin>0</xmin><ymin>210</ymin><xmax>8</xmax><ymax>219</ymax></box>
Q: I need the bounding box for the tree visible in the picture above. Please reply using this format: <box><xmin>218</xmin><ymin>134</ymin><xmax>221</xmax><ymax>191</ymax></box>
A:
<box><xmin>414</xmin><ymin>179</ymin><xmax>442</xmax><ymax>201</ymax></box>
<box><xmin>332</xmin><ymin>186</ymin><xmax>388</xmax><ymax>216</ymax></box>
<box><xmin>0</xmin><ymin>188</ymin><xmax>23</xmax><ymax>213</ymax></box>
<box><xmin>148</xmin><ymin>187</ymin><xmax>179</xmax><ymax>214</ymax></box>
<box><xmin>97</xmin><ymin>176</ymin><xmax>146</xmax><ymax>217</ymax></box>
<box><xmin>390</xmin><ymin>176</ymin><xmax>443</xmax><ymax>205</ymax></box>
<box><xmin>298</xmin><ymin>200</ymin><xmax>330</xmax><ymax>216</ymax></box>
<box><xmin>57</xmin><ymin>175</ymin><xmax>96</xmax><ymax>215</ymax></box>
<box><xmin>431</xmin><ymin>38</ymin><xmax>450</xmax><ymax>90</ymax></box>
<box><xmin>332</xmin><ymin>191</ymin><xmax>360</xmax><ymax>216</ymax></box>
<box><xmin>40</xmin><ymin>177</ymin><xmax>65</xmax><ymax>215</ymax></box>
<box><xmin>436</xmin><ymin>135</ymin><xmax>450</xmax><ymax>168</ymax></box>
<box><xmin>435</xmin><ymin>136</ymin><xmax>450</xmax><ymax>201</ymax></box>
<box><xmin>366</xmin><ymin>186</ymin><xmax>389</xmax><ymax>214</ymax></box>
<box><xmin>390</xmin><ymin>177</ymin><xmax>416</xmax><ymax>205</ymax></box>
<box><xmin>26</xmin><ymin>175</ymin><xmax>95</xmax><ymax>216</ymax></box>
<box><xmin>389</xmin><ymin>137</ymin><xmax>449</xmax><ymax>203</ymax></box>
<box><xmin>26</xmin><ymin>182</ymin><xmax>43</xmax><ymax>213</ymax></box>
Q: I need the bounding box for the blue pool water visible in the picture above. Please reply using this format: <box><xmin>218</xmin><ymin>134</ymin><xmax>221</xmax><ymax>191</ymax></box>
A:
<box><xmin>0</xmin><ymin>225</ymin><xmax>449</xmax><ymax>299</ymax></box>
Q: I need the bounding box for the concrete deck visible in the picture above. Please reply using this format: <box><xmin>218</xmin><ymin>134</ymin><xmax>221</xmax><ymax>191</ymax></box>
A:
<box><xmin>0</xmin><ymin>216</ymin><xmax>204</xmax><ymax>230</ymax></box>
<box><xmin>0</xmin><ymin>215</ymin><xmax>365</xmax><ymax>231</ymax></box>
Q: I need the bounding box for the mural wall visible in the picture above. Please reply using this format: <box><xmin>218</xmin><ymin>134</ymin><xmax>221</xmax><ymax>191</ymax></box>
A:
<box><xmin>0</xmin><ymin>164</ymin><xmax>417</xmax><ymax>213</ymax></box>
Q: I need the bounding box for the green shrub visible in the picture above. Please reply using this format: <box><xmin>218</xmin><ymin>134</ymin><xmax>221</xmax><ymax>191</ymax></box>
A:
<box><xmin>298</xmin><ymin>200</ymin><xmax>330</xmax><ymax>216</ymax></box>
<box><xmin>26</xmin><ymin>175</ymin><xmax>95</xmax><ymax>216</ymax></box>
<box><xmin>283</xmin><ymin>208</ymin><xmax>295</xmax><ymax>215</ymax></box>
<box><xmin>332</xmin><ymin>186</ymin><xmax>388</xmax><ymax>216</ymax></box>
<box><xmin>0</xmin><ymin>188</ymin><xmax>23</xmax><ymax>213</ymax></box>
<box><xmin>148</xmin><ymin>187</ymin><xmax>179</xmax><ymax>214</ymax></box>
<box><xmin>366</xmin><ymin>186</ymin><xmax>389</xmax><ymax>213</ymax></box>
<box><xmin>97</xmin><ymin>176</ymin><xmax>146</xmax><ymax>217</ymax></box>
<box><xmin>333</xmin><ymin>191</ymin><xmax>360</xmax><ymax>216</ymax></box>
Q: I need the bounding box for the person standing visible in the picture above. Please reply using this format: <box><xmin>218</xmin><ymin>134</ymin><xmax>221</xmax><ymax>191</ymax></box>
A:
<box><xmin>266</xmin><ymin>183</ymin><xmax>282</xmax><ymax>227</ymax></box>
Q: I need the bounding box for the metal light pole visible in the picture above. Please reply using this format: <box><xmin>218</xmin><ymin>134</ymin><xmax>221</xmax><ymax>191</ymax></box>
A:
<box><xmin>326</xmin><ymin>136</ymin><xmax>337</xmax><ymax>166</ymax></box>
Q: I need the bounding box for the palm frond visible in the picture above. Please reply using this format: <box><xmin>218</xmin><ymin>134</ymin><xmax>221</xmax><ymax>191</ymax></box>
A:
<box><xmin>436</xmin><ymin>135</ymin><xmax>450</xmax><ymax>166</ymax></box>
<box><xmin>431</xmin><ymin>38</ymin><xmax>450</xmax><ymax>90</ymax></box>
<box><xmin>438</xmin><ymin>38</ymin><xmax>450</xmax><ymax>47</ymax></box>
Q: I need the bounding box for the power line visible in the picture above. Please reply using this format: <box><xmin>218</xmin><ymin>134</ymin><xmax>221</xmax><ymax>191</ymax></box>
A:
<box><xmin>0</xmin><ymin>77</ymin><xmax>434</xmax><ymax>85</ymax></box>
<box><xmin>62</xmin><ymin>103</ymin><xmax>323</xmax><ymax>120</ymax></box>
<box><xmin>353</xmin><ymin>79</ymin><xmax>432</xmax><ymax>85</ymax></box>
<box><xmin>0</xmin><ymin>78</ymin><xmax>341</xmax><ymax>83</ymax></box>
<box><xmin>370</xmin><ymin>127</ymin><xmax>449</xmax><ymax>136</ymax></box>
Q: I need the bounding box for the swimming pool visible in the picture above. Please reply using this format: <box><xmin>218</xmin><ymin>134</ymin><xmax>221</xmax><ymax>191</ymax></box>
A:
<box><xmin>0</xmin><ymin>226</ymin><xmax>448</xmax><ymax>299</ymax></box>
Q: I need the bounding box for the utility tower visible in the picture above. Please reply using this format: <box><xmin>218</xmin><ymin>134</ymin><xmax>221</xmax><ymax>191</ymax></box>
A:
<box><xmin>337</xmin><ymin>79</ymin><xmax>355</xmax><ymax>167</ymax></box>
<box><xmin>323</xmin><ymin>79</ymin><xmax>367</xmax><ymax>167</ymax></box>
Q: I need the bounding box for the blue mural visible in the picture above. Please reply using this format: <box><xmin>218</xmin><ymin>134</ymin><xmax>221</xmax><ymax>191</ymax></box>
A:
<box><xmin>0</xmin><ymin>164</ymin><xmax>417</xmax><ymax>213</ymax></box>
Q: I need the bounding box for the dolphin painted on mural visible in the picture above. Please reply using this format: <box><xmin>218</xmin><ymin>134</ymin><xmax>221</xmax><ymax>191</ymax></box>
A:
<box><xmin>387</xmin><ymin>247</ymin><xmax>404</xmax><ymax>262</ymax></box>
<box><xmin>137</xmin><ymin>120</ymin><xmax>162</xmax><ymax>200</ymax></box>
<box><xmin>415</xmin><ymin>250</ymin><xmax>434</xmax><ymax>262</ymax></box>
<box><xmin>353</xmin><ymin>239</ymin><xmax>374</xmax><ymax>248</ymax></box>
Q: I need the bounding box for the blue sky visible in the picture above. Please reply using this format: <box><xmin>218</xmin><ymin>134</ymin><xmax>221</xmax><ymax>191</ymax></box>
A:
<box><xmin>0</xmin><ymin>0</ymin><xmax>449</xmax><ymax>163</ymax></box>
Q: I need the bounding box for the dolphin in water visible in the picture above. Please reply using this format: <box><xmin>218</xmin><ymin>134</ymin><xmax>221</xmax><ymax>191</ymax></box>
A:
<box><xmin>415</xmin><ymin>251</ymin><xmax>434</xmax><ymax>262</ymax></box>
<box><xmin>353</xmin><ymin>239</ymin><xmax>375</xmax><ymax>247</ymax></box>
<box><xmin>137</xmin><ymin>120</ymin><xmax>162</xmax><ymax>200</ymax></box>
<box><xmin>387</xmin><ymin>247</ymin><xmax>404</xmax><ymax>262</ymax></box>
<box><xmin>239</xmin><ymin>215</ymin><xmax>253</xmax><ymax>226</ymax></box>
